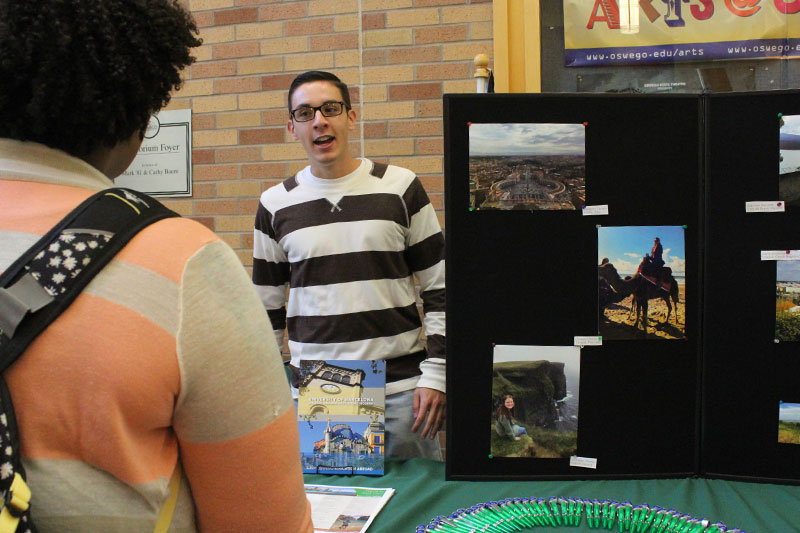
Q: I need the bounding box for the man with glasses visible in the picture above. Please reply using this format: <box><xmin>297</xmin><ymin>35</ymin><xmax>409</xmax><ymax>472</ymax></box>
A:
<box><xmin>252</xmin><ymin>71</ymin><xmax>446</xmax><ymax>460</ymax></box>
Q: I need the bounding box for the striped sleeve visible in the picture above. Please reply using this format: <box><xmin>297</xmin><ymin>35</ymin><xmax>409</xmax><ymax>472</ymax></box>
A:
<box><xmin>176</xmin><ymin>240</ymin><xmax>311</xmax><ymax>531</ymax></box>
<box><xmin>253</xmin><ymin>199</ymin><xmax>289</xmax><ymax>346</ymax></box>
<box><xmin>403</xmin><ymin>177</ymin><xmax>446</xmax><ymax>392</ymax></box>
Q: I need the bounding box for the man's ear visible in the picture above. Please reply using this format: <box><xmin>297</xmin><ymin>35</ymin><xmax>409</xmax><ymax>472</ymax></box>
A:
<box><xmin>288</xmin><ymin>119</ymin><xmax>298</xmax><ymax>141</ymax></box>
<box><xmin>347</xmin><ymin>108</ymin><xmax>356</xmax><ymax>131</ymax></box>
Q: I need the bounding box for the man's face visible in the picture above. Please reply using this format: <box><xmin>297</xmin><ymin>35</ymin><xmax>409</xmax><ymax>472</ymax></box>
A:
<box><xmin>287</xmin><ymin>80</ymin><xmax>356</xmax><ymax>177</ymax></box>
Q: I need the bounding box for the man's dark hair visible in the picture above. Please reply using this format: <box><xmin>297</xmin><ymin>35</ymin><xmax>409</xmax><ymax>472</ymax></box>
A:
<box><xmin>0</xmin><ymin>0</ymin><xmax>201</xmax><ymax>157</ymax></box>
<box><xmin>288</xmin><ymin>71</ymin><xmax>352</xmax><ymax>112</ymax></box>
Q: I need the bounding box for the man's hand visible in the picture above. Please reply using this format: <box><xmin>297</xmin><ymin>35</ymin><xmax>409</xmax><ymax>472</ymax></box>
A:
<box><xmin>411</xmin><ymin>387</ymin><xmax>445</xmax><ymax>440</ymax></box>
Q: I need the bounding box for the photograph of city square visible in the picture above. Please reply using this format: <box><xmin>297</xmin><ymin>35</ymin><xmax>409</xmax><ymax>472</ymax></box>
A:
<box><xmin>469</xmin><ymin>123</ymin><xmax>585</xmax><ymax>211</ymax></box>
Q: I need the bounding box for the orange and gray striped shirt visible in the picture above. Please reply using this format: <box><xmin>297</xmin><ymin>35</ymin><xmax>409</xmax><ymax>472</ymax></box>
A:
<box><xmin>0</xmin><ymin>138</ymin><xmax>312</xmax><ymax>532</ymax></box>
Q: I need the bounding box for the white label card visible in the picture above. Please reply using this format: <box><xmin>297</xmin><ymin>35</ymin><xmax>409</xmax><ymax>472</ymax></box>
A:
<box><xmin>116</xmin><ymin>109</ymin><xmax>192</xmax><ymax>197</ymax></box>
<box><xmin>570</xmin><ymin>456</ymin><xmax>598</xmax><ymax>469</ymax></box>
<box><xmin>761</xmin><ymin>250</ymin><xmax>800</xmax><ymax>261</ymax></box>
<box><xmin>574</xmin><ymin>336</ymin><xmax>602</xmax><ymax>346</ymax></box>
<box><xmin>582</xmin><ymin>205</ymin><xmax>609</xmax><ymax>216</ymax></box>
<box><xmin>745</xmin><ymin>201</ymin><xmax>785</xmax><ymax>213</ymax></box>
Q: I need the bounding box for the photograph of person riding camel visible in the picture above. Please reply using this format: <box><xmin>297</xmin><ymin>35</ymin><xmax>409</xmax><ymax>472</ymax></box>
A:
<box><xmin>597</xmin><ymin>225</ymin><xmax>686</xmax><ymax>340</ymax></box>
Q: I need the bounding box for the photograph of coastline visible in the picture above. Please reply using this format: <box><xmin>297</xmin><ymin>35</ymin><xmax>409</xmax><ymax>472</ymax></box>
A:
<box><xmin>779</xmin><ymin>114</ymin><xmax>800</xmax><ymax>207</ymax></box>
<box><xmin>597</xmin><ymin>225</ymin><xmax>686</xmax><ymax>340</ymax></box>
<box><xmin>778</xmin><ymin>401</ymin><xmax>800</xmax><ymax>445</ymax></box>
<box><xmin>490</xmin><ymin>345</ymin><xmax>579</xmax><ymax>459</ymax></box>
<box><xmin>469</xmin><ymin>123</ymin><xmax>585</xmax><ymax>211</ymax></box>
<box><xmin>775</xmin><ymin>261</ymin><xmax>800</xmax><ymax>342</ymax></box>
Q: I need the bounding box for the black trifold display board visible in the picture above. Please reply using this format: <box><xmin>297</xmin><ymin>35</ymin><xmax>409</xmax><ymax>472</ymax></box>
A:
<box><xmin>443</xmin><ymin>90</ymin><xmax>800</xmax><ymax>485</ymax></box>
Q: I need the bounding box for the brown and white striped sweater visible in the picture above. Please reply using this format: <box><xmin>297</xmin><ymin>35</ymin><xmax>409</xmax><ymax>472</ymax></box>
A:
<box><xmin>253</xmin><ymin>159</ymin><xmax>446</xmax><ymax>395</ymax></box>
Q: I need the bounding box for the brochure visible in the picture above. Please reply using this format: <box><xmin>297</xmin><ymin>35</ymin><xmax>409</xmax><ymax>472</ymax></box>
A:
<box><xmin>304</xmin><ymin>484</ymin><xmax>394</xmax><ymax>533</ymax></box>
<box><xmin>297</xmin><ymin>360</ymin><xmax>386</xmax><ymax>475</ymax></box>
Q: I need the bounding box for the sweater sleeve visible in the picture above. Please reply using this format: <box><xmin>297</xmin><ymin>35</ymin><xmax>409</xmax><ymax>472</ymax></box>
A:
<box><xmin>403</xmin><ymin>177</ymin><xmax>446</xmax><ymax>393</ymax></box>
<box><xmin>175</xmin><ymin>240</ymin><xmax>311</xmax><ymax>532</ymax></box>
<box><xmin>253</xmin><ymin>198</ymin><xmax>290</xmax><ymax>349</ymax></box>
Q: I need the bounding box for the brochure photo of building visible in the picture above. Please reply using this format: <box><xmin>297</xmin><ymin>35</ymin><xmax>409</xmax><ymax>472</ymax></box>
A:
<box><xmin>469</xmin><ymin>123</ymin><xmax>586</xmax><ymax>211</ymax></box>
<box><xmin>597</xmin><ymin>225</ymin><xmax>686</xmax><ymax>340</ymax></box>
<box><xmin>779</xmin><ymin>114</ymin><xmax>800</xmax><ymax>207</ymax></box>
<box><xmin>776</xmin><ymin>261</ymin><xmax>800</xmax><ymax>342</ymax></box>
<box><xmin>490</xmin><ymin>345</ymin><xmax>580</xmax><ymax>459</ymax></box>
<box><xmin>778</xmin><ymin>401</ymin><xmax>800</xmax><ymax>445</ymax></box>
<box><xmin>296</xmin><ymin>360</ymin><xmax>386</xmax><ymax>476</ymax></box>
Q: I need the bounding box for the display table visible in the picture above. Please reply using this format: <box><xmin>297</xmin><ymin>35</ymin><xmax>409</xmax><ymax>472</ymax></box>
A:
<box><xmin>304</xmin><ymin>458</ymin><xmax>800</xmax><ymax>531</ymax></box>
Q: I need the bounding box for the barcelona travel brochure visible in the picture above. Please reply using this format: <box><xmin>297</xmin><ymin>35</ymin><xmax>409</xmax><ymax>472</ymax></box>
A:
<box><xmin>297</xmin><ymin>360</ymin><xmax>386</xmax><ymax>476</ymax></box>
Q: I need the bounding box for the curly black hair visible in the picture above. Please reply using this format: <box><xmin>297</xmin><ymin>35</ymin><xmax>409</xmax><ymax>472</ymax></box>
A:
<box><xmin>0</xmin><ymin>0</ymin><xmax>201</xmax><ymax>157</ymax></box>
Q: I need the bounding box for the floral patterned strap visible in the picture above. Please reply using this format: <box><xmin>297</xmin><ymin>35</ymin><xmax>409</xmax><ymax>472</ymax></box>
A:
<box><xmin>26</xmin><ymin>230</ymin><xmax>113</xmax><ymax>297</ymax></box>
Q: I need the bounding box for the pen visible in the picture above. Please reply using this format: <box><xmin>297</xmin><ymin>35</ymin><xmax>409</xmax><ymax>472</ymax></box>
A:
<box><xmin>663</xmin><ymin>510</ymin><xmax>681</xmax><ymax>533</ymax></box>
<box><xmin>563</xmin><ymin>497</ymin><xmax>576</xmax><ymax>527</ymax></box>
<box><xmin>466</xmin><ymin>506</ymin><xmax>499</xmax><ymax>532</ymax></box>
<box><xmin>508</xmin><ymin>498</ymin><xmax>536</xmax><ymax>529</ymax></box>
<box><xmin>483</xmin><ymin>502</ymin><xmax>517</xmax><ymax>533</ymax></box>
<box><xmin>449</xmin><ymin>510</ymin><xmax>482</xmax><ymax>533</ymax></box>
<box><xmin>574</xmin><ymin>498</ymin><xmax>586</xmax><ymax>528</ymax></box>
<box><xmin>523</xmin><ymin>497</ymin><xmax>547</xmax><ymax>528</ymax></box>
<box><xmin>530</xmin><ymin>497</ymin><xmax>552</xmax><ymax>527</ymax></box>
<box><xmin>538</xmin><ymin>497</ymin><xmax>558</xmax><ymax>528</ymax></box>
<box><xmin>548</xmin><ymin>497</ymin><xmax>563</xmax><ymax>527</ymax></box>
<box><xmin>427</xmin><ymin>518</ymin><xmax>461</xmax><ymax>533</ymax></box>
<box><xmin>583</xmin><ymin>500</ymin><xmax>600</xmax><ymax>529</ymax></box>
<box><xmin>641</xmin><ymin>504</ymin><xmax>661</xmax><ymax>533</ymax></box>
<box><xmin>602</xmin><ymin>500</ymin><xmax>617</xmax><ymax>530</ymax></box>
<box><xmin>488</xmin><ymin>501</ymin><xmax>521</xmax><ymax>532</ymax></box>
<box><xmin>617</xmin><ymin>501</ymin><xmax>632</xmax><ymax>532</ymax></box>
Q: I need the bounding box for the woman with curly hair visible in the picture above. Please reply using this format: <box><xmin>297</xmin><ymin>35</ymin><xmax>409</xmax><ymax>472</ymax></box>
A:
<box><xmin>0</xmin><ymin>1</ymin><xmax>312</xmax><ymax>531</ymax></box>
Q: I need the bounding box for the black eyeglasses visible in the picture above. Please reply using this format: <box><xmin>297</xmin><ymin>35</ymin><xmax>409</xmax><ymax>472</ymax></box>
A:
<box><xmin>290</xmin><ymin>101</ymin><xmax>348</xmax><ymax>122</ymax></box>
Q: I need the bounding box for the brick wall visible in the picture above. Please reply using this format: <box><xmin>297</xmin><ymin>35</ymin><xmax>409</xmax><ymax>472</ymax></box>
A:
<box><xmin>163</xmin><ymin>0</ymin><xmax>493</xmax><ymax>268</ymax></box>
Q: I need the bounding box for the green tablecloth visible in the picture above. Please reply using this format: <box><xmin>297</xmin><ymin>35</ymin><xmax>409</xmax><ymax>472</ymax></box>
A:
<box><xmin>304</xmin><ymin>458</ymin><xmax>800</xmax><ymax>532</ymax></box>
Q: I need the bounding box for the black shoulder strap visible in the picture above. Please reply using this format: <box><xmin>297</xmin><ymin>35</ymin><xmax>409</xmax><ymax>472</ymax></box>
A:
<box><xmin>0</xmin><ymin>188</ymin><xmax>178</xmax><ymax>368</ymax></box>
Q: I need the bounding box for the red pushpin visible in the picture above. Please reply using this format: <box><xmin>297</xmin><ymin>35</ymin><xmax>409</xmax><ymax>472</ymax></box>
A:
<box><xmin>583</xmin><ymin>122</ymin><xmax>588</xmax><ymax>126</ymax></box>
<box><xmin>468</xmin><ymin>122</ymin><xmax>472</xmax><ymax>127</ymax></box>
<box><xmin>778</xmin><ymin>202</ymin><xmax>783</xmax><ymax>207</ymax></box>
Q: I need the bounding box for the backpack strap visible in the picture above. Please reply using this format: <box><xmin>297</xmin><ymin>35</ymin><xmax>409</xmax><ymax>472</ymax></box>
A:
<box><xmin>0</xmin><ymin>187</ymin><xmax>178</xmax><ymax>368</ymax></box>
